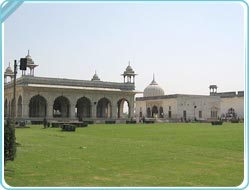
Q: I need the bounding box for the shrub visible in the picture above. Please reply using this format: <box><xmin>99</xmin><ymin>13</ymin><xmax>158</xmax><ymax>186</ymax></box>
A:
<box><xmin>19</xmin><ymin>120</ymin><xmax>26</xmax><ymax>127</ymax></box>
<box><xmin>51</xmin><ymin>123</ymin><xmax>60</xmax><ymax>128</ymax></box>
<box><xmin>126</xmin><ymin>120</ymin><xmax>136</xmax><ymax>124</ymax></box>
<box><xmin>144</xmin><ymin>120</ymin><xmax>155</xmax><ymax>124</ymax></box>
<box><xmin>79</xmin><ymin>122</ymin><xmax>88</xmax><ymax>127</ymax></box>
<box><xmin>211</xmin><ymin>121</ymin><xmax>223</xmax><ymax>125</ymax></box>
<box><xmin>105</xmin><ymin>120</ymin><xmax>116</xmax><ymax>124</ymax></box>
<box><xmin>83</xmin><ymin>120</ymin><xmax>94</xmax><ymax>124</ymax></box>
<box><xmin>61</xmin><ymin>124</ymin><xmax>76</xmax><ymax>132</ymax></box>
<box><xmin>4</xmin><ymin>119</ymin><xmax>16</xmax><ymax>164</ymax></box>
<box><xmin>231</xmin><ymin>119</ymin><xmax>239</xmax><ymax>123</ymax></box>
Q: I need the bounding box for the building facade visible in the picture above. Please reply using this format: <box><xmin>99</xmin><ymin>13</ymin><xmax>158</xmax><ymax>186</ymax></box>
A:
<box><xmin>4</xmin><ymin>53</ymin><xmax>244</xmax><ymax>123</ymax></box>
<box><xmin>136</xmin><ymin>76</ymin><xmax>244</xmax><ymax>122</ymax></box>
<box><xmin>4</xmin><ymin>53</ymin><xmax>137</xmax><ymax>123</ymax></box>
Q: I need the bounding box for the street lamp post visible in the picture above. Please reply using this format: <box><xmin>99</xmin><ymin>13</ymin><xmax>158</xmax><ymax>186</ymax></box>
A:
<box><xmin>12</xmin><ymin>60</ymin><xmax>17</xmax><ymax>124</ymax></box>
<box><xmin>12</xmin><ymin>58</ymin><xmax>27</xmax><ymax>124</ymax></box>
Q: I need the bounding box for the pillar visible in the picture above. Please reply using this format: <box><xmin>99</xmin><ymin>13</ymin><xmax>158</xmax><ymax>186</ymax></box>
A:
<box><xmin>91</xmin><ymin>103</ymin><xmax>97</xmax><ymax>119</ymax></box>
<box><xmin>129</xmin><ymin>98</ymin><xmax>135</xmax><ymax>118</ymax></box>
<box><xmin>70</xmin><ymin>106</ymin><xmax>76</xmax><ymax>120</ymax></box>
<box><xmin>46</xmin><ymin>96</ymin><xmax>54</xmax><ymax>120</ymax></box>
<box><xmin>111</xmin><ymin>104</ymin><xmax>117</xmax><ymax>119</ymax></box>
<box><xmin>21</xmin><ymin>94</ymin><xmax>28</xmax><ymax>119</ymax></box>
<box><xmin>47</xmin><ymin>105</ymin><xmax>53</xmax><ymax>120</ymax></box>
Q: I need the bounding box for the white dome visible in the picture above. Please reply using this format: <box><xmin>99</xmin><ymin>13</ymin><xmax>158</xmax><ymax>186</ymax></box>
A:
<box><xmin>5</xmin><ymin>65</ymin><xmax>13</xmax><ymax>73</ymax></box>
<box><xmin>26</xmin><ymin>54</ymin><xmax>32</xmax><ymax>59</ymax></box>
<box><xmin>4</xmin><ymin>63</ymin><xmax>14</xmax><ymax>75</ymax></box>
<box><xmin>26</xmin><ymin>50</ymin><xmax>32</xmax><ymax>59</ymax></box>
<box><xmin>123</xmin><ymin>61</ymin><xmax>135</xmax><ymax>75</ymax></box>
<box><xmin>143</xmin><ymin>75</ymin><xmax>165</xmax><ymax>97</ymax></box>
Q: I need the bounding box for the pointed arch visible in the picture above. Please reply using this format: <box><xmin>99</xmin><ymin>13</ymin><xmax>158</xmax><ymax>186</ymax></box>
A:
<box><xmin>29</xmin><ymin>95</ymin><xmax>47</xmax><ymax>117</ymax></box>
<box><xmin>152</xmin><ymin>105</ymin><xmax>158</xmax><ymax>118</ymax></box>
<box><xmin>117</xmin><ymin>98</ymin><xmax>130</xmax><ymax>118</ymax></box>
<box><xmin>147</xmin><ymin>107</ymin><xmax>151</xmax><ymax>118</ymax></box>
<box><xmin>226</xmin><ymin>108</ymin><xmax>237</xmax><ymax>119</ymax></box>
<box><xmin>76</xmin><ymin>97</ymin><xmax>91</xmax><ymax>119</ymax></box>
<box><xmin>97</xmin><ymin>97</ymin><xmax>112</xmax><ymax>118</ymax></box>
<box><xmin>53</xmin><ymin>96</ymin><xmax>70</xmax><ymax>118</ymax></box>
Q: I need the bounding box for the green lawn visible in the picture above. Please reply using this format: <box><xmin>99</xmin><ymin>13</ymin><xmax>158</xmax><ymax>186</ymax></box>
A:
<box><xmin>4</xmin><ymin>123</ymin><xmax>244</xmax><ymax>187</ymax></box>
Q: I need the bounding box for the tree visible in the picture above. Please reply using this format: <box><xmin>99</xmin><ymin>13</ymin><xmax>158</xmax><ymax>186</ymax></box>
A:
<box><xmin>4</xmin><ymin>118</ymin><xmax>16</xmax><ymax>164</ymax></box>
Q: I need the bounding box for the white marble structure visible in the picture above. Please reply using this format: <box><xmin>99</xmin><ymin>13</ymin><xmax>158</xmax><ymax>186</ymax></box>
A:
<box><xmin>136</xmin><ymin>76</ymin><xmax>244</xmax><ymax>121</ymax></box>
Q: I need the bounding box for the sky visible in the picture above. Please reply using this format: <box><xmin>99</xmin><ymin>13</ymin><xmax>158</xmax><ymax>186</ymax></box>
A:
<box><xmin>3</xmin><ymin>1</ymin><xmax>246</xmax><ymax>96</ymax></box>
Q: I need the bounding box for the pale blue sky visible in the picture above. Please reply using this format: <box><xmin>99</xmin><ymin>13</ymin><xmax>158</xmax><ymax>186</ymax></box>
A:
<box><xmin>4</xmin><ymin>2</ymin><xmax>246</xmax><ymax>95</ymax></box>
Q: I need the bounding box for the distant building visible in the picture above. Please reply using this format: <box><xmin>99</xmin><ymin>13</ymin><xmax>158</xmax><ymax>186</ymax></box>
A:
<box><xmin>136</xmin><ymin>76</ymin><xmax>244</xmax><ymax>122</ymax></box>
<box><xmin>4</xmin><ymin>52</ymin><xmax>244</xmax><ymax>123</ymax></box>
<box><xmin>4</xmin><ymin>53</ymin><xmax>137</xmax><ymax>123</ymax></box>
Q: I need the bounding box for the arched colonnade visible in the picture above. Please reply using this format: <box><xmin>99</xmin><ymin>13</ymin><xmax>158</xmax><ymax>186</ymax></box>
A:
<box><xmin>146</xmin><ymin>105</ymin><xmax>164</xmax><ymax>118</ymax></box>
<box><xmin>5</xmin><ymin>94</ymin><xmax>133</xmax><ymax>120</ymax></box>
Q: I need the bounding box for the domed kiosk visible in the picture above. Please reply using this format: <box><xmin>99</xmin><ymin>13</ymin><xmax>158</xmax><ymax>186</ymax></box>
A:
<box><xmin>121</xmin><ymin>61</ymin><xmax>137</xmax><ymax>83</ymax></box>
<box><xmin>4</xmin><ymin>62</ymin><xmax>14</xmax><ymax>83</ymax></box>
<box><xmin>143</xmin><ymin>74</ymin><xmax>165</xmax><ymax>97</ymax></box>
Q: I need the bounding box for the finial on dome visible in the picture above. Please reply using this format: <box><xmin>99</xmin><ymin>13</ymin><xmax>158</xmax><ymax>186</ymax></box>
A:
<box><xmin>150</xmin><ymin>73</ymin><xmax>158</xmax><ymax>85</ymax></box>
<box><xmin>144</xmin><ymin>73</ymin><xmax>165</xmax><ymax>97</ymax></box>
<box><xmin>26</xmin><ymin>49</ymin><xmax>32</xmax><ymax>59</ymax></box>
<box><xmin>91</xmin><ymin>70</ymin><xmax>100</xmax><ymax>81</ymax></box>
<box><xmin>5</xmin><ymin>62</ymin><xmax>14</xmax><ymax>75</ymax></box>
<box><xmin>128</xmin><ymin>60</ymin><xmax>130</xmax><ymax>66</ymax></box>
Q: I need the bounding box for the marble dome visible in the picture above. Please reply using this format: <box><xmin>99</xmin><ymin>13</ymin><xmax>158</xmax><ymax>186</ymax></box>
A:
<box><xmin>143</xmin><ymin>75</ymin><xmax>165</xmax><ymax>97</ymax></box>
<box><xmin>123</xmin><ymin>62</ymin><xmax>135</xmax><ymax>75</ymax></box>
<box><xmin>5</xmin><ymin>65</ymin><xmax>13</xmax><ymax>74</ymax></box>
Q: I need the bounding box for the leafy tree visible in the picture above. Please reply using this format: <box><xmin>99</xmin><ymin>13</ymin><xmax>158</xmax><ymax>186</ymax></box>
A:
<box><xmin>4</xmin><ymin>118</ymin><xmax>16</xmax><ymax>164</ymax></box>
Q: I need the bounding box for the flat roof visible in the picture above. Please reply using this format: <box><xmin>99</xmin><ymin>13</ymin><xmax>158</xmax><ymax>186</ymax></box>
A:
<box><xmin>5</xmin><ymin>75</ymin><xmax>135</xmax><ymax>91</ymax></box>
<box><xmin>26</xmin><ymin>83</ymin><xmax>138</xmax><ymax>93</ymax></box>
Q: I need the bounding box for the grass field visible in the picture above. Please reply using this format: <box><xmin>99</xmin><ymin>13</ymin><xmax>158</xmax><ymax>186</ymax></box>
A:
<box><xmin>4</xmin><ymin>123</ymin><xmax>244</xmax><ymax>187</ymax></box>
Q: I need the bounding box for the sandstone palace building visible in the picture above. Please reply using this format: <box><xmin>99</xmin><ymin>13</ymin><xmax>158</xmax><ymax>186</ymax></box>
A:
<box><xmin>4</xmin><ymin>52</ymin><xmax>244</xmax><ymax>123</ymax></box>
<box><xmin>4</xmin><ymin>53</ymin><xmax>137</xmax><ymax>123</ymax></box>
